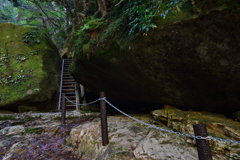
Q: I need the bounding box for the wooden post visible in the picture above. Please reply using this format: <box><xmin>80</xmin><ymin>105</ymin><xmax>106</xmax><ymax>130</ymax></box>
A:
<box><xmin>100</xmin><ymin>92</ymin><xmax>109</xmax><ymax>146</ymax></box>
<box><xmin>193</xmin><ymin>124</ymin><xmax>212</xmax><ymax>160</ymax></box>
<box><xmin>61</xmin><ymin>93</ymin><xmax>66</xmax><ymax>125</ymax></box>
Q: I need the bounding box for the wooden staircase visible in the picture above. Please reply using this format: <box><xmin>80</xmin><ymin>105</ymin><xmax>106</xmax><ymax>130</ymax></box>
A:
<box><xmin>58</xmin><ymin>59</ymin><xmax>78</xmax><ymax>110</ymax></box>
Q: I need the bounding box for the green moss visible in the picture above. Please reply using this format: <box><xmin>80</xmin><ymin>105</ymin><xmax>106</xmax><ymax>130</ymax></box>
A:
<box><xmin>117</xmin><ymin>146</ymin><xmax>123</xmax><ymax>151</ymax></box>
<box><xmin>0</xmin><ymin>23</ymin><xmax>61</xmax><ymax>112</ymax></box>
<box><xmin>0</xmin><ymin>115</ymin><xmax>16</xmax><ymax>121</ymax></box>
<box><xmin>109</xmin><ymin>142</ymin><xmax>116</xmax><ymax>145</ymax></box>
<box><xmin>53</xmin><ymin>115</ymin><xmax>80</xmax><ymax>121</ymax></box>
<box><xmin>117</xmin><ymin>133</ymin><xmax>125</xmax><ymax>138</ymax></box>
<box><xmin>136</xmin><ymin>123</ymin><xmax>142</xmax><ymax>126</ymax></box>
<box><xmin>25</xmin><ymin>127</ymin><xmax>44</xmax><ymax>134</ymax></box>
<box><xmin>23</xmin><ymin>115</ymin><xmax>42</xmax><ymax>121</ymax></box>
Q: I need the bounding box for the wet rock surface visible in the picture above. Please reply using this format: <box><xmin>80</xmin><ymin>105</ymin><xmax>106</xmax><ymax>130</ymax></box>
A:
<box><xmin>0</xmin><ymin>110</ymin><xmax>239</xmax><ymax>159</ymax></box>
<box><xmin>0</xmin><ymin>111</ymin><xmax>99</xmax><ymax>160</ymax></box>
<box><xmin>68</xmin><ymin>114</ymin><xmax>240</xmax><ymax>160</ymax></box>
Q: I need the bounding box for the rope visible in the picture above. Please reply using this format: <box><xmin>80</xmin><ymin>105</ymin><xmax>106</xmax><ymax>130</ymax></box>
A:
<box><xmin>104</xmin><ymin>99</ymin><xmax>240</xmax><ymax>144</ymax></box>
<box><xmin>64</xmin><ymin>96</ymin><xmax>105</xmax><ymax>106</ymax></box>
<box><xmin>64</xmin><ymin>95</ymin><xmax>240</xmax><ymax>144</ymax></box>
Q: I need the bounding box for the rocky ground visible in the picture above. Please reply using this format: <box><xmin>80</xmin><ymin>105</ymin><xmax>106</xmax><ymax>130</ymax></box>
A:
<box><xmin>0</xmin><ymin>110</ymin><xmax>239</xmax><ymax>160</ymax></box>
<box><xmin>0</xmin><ymin>111</ymin><xmax>98</xmax><ymax>160</ymax></box>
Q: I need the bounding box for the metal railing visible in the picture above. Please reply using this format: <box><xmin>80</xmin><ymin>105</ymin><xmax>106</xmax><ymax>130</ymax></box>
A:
<box><xmin>58</xmin><ymin>59</ymin><xmax>64</xmax><ymax>110</ymax></box>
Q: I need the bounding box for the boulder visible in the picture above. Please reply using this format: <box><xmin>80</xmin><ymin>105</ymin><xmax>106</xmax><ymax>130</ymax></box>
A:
<box><xmin>151</xmin><ymin>108</ymin><xmax>240</xmax><ymax>159</ymax></box>
<box><xmin>0</xmin><ymin>23</ymin><xmax>62</xmax><ymax>112</ymax></box>
<box><xmin>68</xmin><ymin>115</ymin><xmax>199</xmax><ymax>160</ymax></box>
<box><xmin>68</xmin><ymin>115</ymin><xmax>240</xmax><ymax>159</ymax></box>
<box><xmin>69</xmin><ymin>0</ymin><xmax>240</xmax><ymax>113</ymax></box>
<box><xmin>0</xmin><ymin>125</ymin><xmax>25</xmax><ymax>136</ymax></box>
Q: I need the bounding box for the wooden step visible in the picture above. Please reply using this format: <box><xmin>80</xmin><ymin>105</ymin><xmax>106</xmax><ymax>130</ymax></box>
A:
<box><xmin>62</xmin><ymin>81</ymin><xmax>75</xmax><ymax>85</ymax></box>
<box><xmin>62</xmin><ymin>86</ymin><xmax>75</xmax><ymax>88</ymax></box>
<box><xmin>62</xmin><ymin>85</ymin><xmax>75</xmax><ymax>88</ymax></box>
<box><xmin>64</xmin><ymin>93</ymin><xmax>75</xmax><ymax>96</ymax></box>
<box><xmin>65</xmin><ymin>104</ymin><xmax>76</xmax><ymax>107</ymax></box>
<box><xmin>62</xmin><ymin>88</ymin><xmax>75</xmax><ymax>90</ymax></box>
<box><xmin>62</xmin><ymin>89</ymin><xmax>75</xmax><ymax>92</ymax></box>
<box><xmin>62</xmin><ymin>82</ymin><xmax>75</xmax><ymax>85</ymax></box>
<box><xmin>59</xmin><ymin>59</ymin><xmax>77</xmax><ymax>111</ymax></box>
<box><xmin>66</xmin><ymin>105</ymin><xmax>76</xmax><ymax>107</ymax></box>
<box><xmin>64</xmin><ymin>96</ymin><xmax>75</xmax><ymax>99</ymax></box>
<box><xmin>62</xmin><ymin>80</ymin><xmax>74</xmax><ymax>82</ymax></box>
<box><xmin>63</xmin><ymin>76</ymin><xmax>73</xmax><ymax>78</ymax></box>
<box><xmin>60</xmin><ymin>100</ymin><xmax>76</xmax><ymax>104</ymax></box>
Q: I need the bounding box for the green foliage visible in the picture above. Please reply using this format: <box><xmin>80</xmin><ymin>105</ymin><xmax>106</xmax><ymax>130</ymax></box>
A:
<box><xmin>80</xmin><ymin>16</ymin><xmax>104</xmax><ymax>32</ymax></box>
<box><xmin>0</xmin><ymin>115</ymin><xmax>16</xmax><ymax>121</ymax></box>
<box><xmin>0</xmin><ymin>44</ymin><xmax>38</xmax><ymax>86</ymax></box>
<box><xmin>75</xmin><ymin>30</ymin><xmax>91</xmax><ymax>60</ymax></box>
<box><xmin>22</xmin><ymin>30</ymin><xmax>41</xmax><ymax>46</ymax></box>
<box><xmin>0</xmin><ymin>0</ymin><xmax>73</xmax><ymax>49</ymax></box>
<box><xmin>25</xmin><ymin>127</ymin><xmax>44</xmax><ymax>134</ymax></box>
<box><xmin>0</xmin><ymin>0</ymin><xmax>18</xmax><ymax>23</ymax></box>
<box><xmin>113</xmin><ymin>0</ymin><xmax>187</xmax><ymax>35</ymax></box>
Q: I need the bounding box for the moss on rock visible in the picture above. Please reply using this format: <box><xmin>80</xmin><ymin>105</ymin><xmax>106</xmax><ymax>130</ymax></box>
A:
<box><xmin>68</xmin><ymin>0</ymin><xmax>240</xmax><ymax>113</ymax></box>
<box><xmin>0</xmin><ymin>23</ymin><xmax>62</xmax><ymax>112</ymax></box>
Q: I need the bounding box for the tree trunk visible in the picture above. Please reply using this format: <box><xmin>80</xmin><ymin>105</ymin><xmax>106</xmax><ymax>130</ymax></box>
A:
<box><xmin>97</xmin><ymin>0</ymin><xmax>110</xmax><ymax>17</ymax></box>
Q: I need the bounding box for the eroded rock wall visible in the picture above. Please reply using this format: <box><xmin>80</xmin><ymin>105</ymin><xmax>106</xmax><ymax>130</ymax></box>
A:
<box><xmin>69</xmin><ymin>1</ymin><xmax>240</xmax><ymax>113</ymax></box>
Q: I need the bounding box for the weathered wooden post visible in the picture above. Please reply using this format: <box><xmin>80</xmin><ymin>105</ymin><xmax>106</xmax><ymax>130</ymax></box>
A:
<box><xmin>100</xmin><ymin>92</ymin><xmax>109</xmax><ymax>146</ymax></box>
<box><xmin>61</xmin><ymin>93</ymin><xmax>66</xmax><ymax>125</ymax></box>
<box><xmin>193</xmin><ymin>124</ymin><xmax>212</xmax><ymax>160</ymax></box>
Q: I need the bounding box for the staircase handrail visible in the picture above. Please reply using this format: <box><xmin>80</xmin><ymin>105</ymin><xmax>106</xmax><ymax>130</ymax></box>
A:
<box><xmin>58</xmin><ymin>59</ymin><xmax>65</xmax><ymax>110</ymax></box>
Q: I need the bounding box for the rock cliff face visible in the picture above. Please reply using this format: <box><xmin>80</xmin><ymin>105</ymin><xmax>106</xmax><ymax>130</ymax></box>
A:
<box><xmin>0</xmin><ymin>23</ymin><xmax>61</xmax><ymax>112</ymax></box>
<box><xmin>68</xmin><ymin>1</ymin><xmax>240</xmax><ymax>114</ymax></box>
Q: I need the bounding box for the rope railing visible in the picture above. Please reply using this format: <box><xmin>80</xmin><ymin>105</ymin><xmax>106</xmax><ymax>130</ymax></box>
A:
<box><xmin>63</xmin><ymin>95</ymin><xmax>240</xmax><ymax>145</ymax></box>
<box><xmin>64</xmin><ymin>96</ymin><xmax>104</xmax><ymax>106</ymax></box>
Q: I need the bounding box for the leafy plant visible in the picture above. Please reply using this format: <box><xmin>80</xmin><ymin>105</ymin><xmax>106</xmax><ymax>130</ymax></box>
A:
<box><xmin>80</xmin><ymin>16</ymin><xmax>104</xmax><ymax>32</ymax></box>
<box><xmin>118</xmin><ymin>0</ymin><xmax>187</xmax><ymax>35</ymax></box>
<box><xmin>22</xmin><ymin>30</ymin><xmax>41</xmax><ymax>46</ymax></box>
